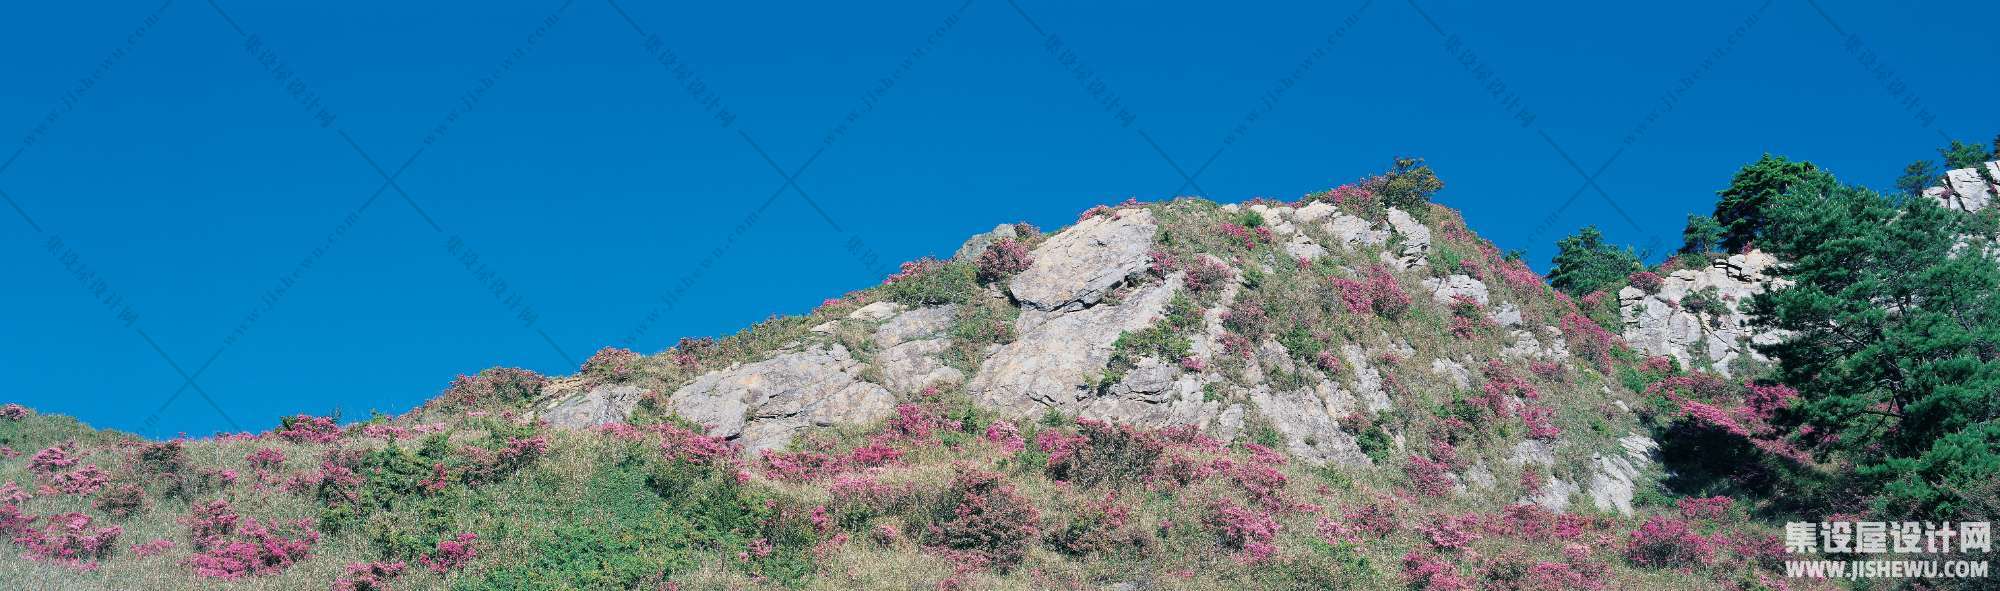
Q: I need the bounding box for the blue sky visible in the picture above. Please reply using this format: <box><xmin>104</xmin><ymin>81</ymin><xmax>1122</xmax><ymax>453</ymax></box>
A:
<box><xmin>4</xmin><ymin>0</ymin><xmax>1996</xmax><ymax>437</ymax></box>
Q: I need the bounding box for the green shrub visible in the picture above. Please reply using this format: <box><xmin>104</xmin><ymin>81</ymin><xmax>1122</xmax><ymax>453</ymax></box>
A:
<box><xmin>882</xmin><ymin>260</ymin><xmax>978</xmax><ymax>306</ymax></box>
<box><xmin>1372</xmin><ymin>156</ymin><xmax>1444</xmax><ymax>214</ymax></box>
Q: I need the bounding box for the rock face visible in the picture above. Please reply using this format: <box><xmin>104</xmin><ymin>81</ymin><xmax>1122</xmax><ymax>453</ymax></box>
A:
<box><xmin>970</xmin><ymin>274</ymin><xmax>1184</xmax><ymax>417</ymax></box>
<box><xmin>1931</xmin><ymin>161</ymin><xmax>1998</xmax><ymax>213</ymax></box>
<box><xmin>873</xmin><ymin>305</ymin><xmax>964</xmax><ymax>395</ymax></box>
<box><xmin>1587</xmin><ymin>434</ymin><xmax>1660</xmax><ymax>516</ymax></box>
<box><xmin>953</xmin><ymin>223</ymin><xmax>1019</xmax><ymax>261</ymax></box>
<box><xmin>1249</xmin><ymin>384</ymin><xmax>1371</xmax><ymax>466</ymax></box>
<box><xmin>1618</xmin><ymin>250</ymin><xmax>1786</xmax><ymax>375</ymax></box>
<box><xmin>666</xmin><ymin>345</ymin><xmax>895</xmax><ymax>454</ymax></box>
<box><xmin>1008</xmin><ymin>210</ymin><xmax>1157</xmax><ymax>312</ymax></box>
<box><xmin>542</xmin><ymin>384</ymin><xmax>647</xmax><ymax>428</ymax></box>
<box><xmin>1383</xmin><ymin>208</ymin><xmax>1432</xmax><ymax>269</ymax></box>
<box><xmin>1421</xmin><ymin>274</ymin><xmax>1488</xmax><ymax>307</ymax></box>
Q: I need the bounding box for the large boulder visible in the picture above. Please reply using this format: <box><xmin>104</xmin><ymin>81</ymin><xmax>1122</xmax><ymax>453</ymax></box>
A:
<box><xmin>1587</xmin><ymin>434</ymin><xmax>1660</xmax><ymax>516</ymax></box>
<box><xmin>1421</xmin><ymin>274</ymin><xmax>1488</xmax><ymax>307</ymax></box>
<box><xmin>970</xmin><ymin>274</ymin><xmax>1182</xmax><ymax>417</ymax></box>
<box><xmin>1249</xmin><ymin>383</ymin><xmax>1371</xmax><ymax>466</ymax></box>
<box><xmin>1618</xmin><ymin>250</ymin><xmax>1786</xmax><ymax>375</ymax></box>
<box><xmin>666</xmin><ymin>344</ymin><xmax>894</xmax><ymax>454</ymax></box>
<box><xmin>872</xmin><ymin>305</ymin><xmax>964</xmax><ymax>394</ymax></box>
<box><xmin>952</xmin><ymin>223</ymin><xmax>1020</xmax><ymax>261</ymax></box>
<box><xmin>541</xmin><ymin>384</ymin><xmax>647</xmax><ymax>428</ymax></box>
<box><xmin>1008</xmin><ymin>209</ymin><xmax>1157</xmax><ymax>312</ymax></box>
<box><xmin>1383</xmin><ymin>208</ymin><xmax>1432</xmax><ymax>269</ymax></box>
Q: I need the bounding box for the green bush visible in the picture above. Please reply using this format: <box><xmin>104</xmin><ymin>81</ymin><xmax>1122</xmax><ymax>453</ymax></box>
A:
<box><xmin>882</xmin><ymin>260</ymin><xmax>978</xmax><ymax>306</ymax></box>
<box><xmin>1372</xmin><ymin>156</ymin><xmax>1444</xmax><ymax>214</ymax></box>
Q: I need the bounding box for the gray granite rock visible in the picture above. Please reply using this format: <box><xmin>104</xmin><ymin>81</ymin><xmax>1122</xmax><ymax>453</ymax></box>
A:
<box><xmin>1008</xmin><ymin>209</ymin><xmax>1157</xmax><ymax>312</ymax></box>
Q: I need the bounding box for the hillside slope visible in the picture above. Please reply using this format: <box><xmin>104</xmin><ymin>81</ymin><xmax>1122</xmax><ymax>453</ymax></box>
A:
<box><xmin>0</xmin><ymin>163</ymin><xmax>1870</xmax><ymax>590</ymax></box>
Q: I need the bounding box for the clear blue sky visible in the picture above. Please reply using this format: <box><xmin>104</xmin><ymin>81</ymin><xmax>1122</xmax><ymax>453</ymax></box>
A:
<box><xmin>4</xmin><ymin>1</ymin><xmax>1996</xmax><ymax>437</ymax></box>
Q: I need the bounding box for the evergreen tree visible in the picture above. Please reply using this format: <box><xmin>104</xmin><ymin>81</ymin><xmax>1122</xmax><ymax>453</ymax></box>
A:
<box><xmin>1713</xmin><ymin>154</ymin><xmax>1833</xmax><ymax>253</ymax></box>
<box><xmin>1679</xmin><ymin>214</ymin><xmax>1724</xmax><ymax>255</ymax></box>
<box><xmin>1548</xmin><ymin>226</ymin><xmax>1641</xmax><ymax>297</ymax></box>
<box><xmin>1941</xmin><ymin>139</ymin><xmax>1995</xmax><ymax>170</ymax></box>
<box><xmin>1752</xmin><ymin>181</ymin><xmax>2000</xmax><ymax>520</ymax></box>
<box><xmin>1894</xmin><ymin>160</ymin><xmax>1937</xmax><ymax>198</ymax></box>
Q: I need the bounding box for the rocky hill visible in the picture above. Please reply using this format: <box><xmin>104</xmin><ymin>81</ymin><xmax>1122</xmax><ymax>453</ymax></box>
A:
<box><xmin>10</xmin><ymin>158</ymin><xmax>1994</xmax><ymax>590</ymax></box>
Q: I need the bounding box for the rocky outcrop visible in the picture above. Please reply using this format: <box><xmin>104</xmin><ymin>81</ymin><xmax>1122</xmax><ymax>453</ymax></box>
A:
<box><xmin>1926</xmin><ymin>160</ymin><xmax>1999</xmax><ymax>213</ymax></box>
<box><xmin>666</xmin><ymin>344</ymin><xmax>895</xmax><ymax>454</ymax></box>
<box><xmin>1323</xmin><ymin>213</ymin><xmax>1389</xmax><ymax>250</ymax></box>
<box><xmin>1249</xmin><ymin>384</ymin><xmax>1371</xmax><ymax>466</ymax></box>
<box><xmin>953</xmin><ymin>223</ymin><xmax>1020</xmax><ymax>261</ymax></box>
<box><xmin>1587</xmin><ymin>434</ymin><xmax>1660</xmax><ymax>516</ymax></box>
<box><xmin>541</xmin><ymin>384</ymin><xmax>647</xmax><ymax>428</ymax></box>
<box><xmin>873</xmin><ymin>305</ymin><xmax>963</xmax><ymax>394</ymax></box>
<box><xmin>1008</xmin><ymin>210</ymin><xmax>1157</xmax><ymax>312</ymax></box>
<box><xmin>970</xmin><ymin>274</ymin><xmax>1183</xmax><ymax>417</ymax></box>
<box><xmin>1421</xmin><ymin>274</ymin><xmax>1488</xmax><ymax>307</ymax></box>
<box><xmin>1383</xmin><ymin>208</ymin><xmax>1432</xmax><ymax>269</ymax></box>
<box><xmin>1618</xmin><ymin>250</ymin><xmax>1786</xmax><ymax>375</ymax></box>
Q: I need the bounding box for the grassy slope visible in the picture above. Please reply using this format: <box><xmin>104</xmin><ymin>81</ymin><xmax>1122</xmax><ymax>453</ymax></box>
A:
<box><xmin>0</xmin><ymin>196</ymin><xmax>1814</xmax><ymax>590</ymax></box>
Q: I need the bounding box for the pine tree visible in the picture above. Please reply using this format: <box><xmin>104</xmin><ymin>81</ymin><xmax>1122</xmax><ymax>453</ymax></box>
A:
<box><xmin>1894</xmin><ymin>160</ymin><xmax>1937</xmax><ymax>198</ymax></box>
<box><xmin>1941</xmin><ymin>139</ymin><xmax>1995</xmax><ymax>170</ymax></box>
<box><xmin>1752</xmin><ymin>181</ymin><xmax>2000</xmax><ymax>520</ymax></box>
<box><xmin>1713</xmin><ymin>154</ymin><xmax>1833</xmax><ymax>253</ymax></box>
<box><xmin>1679</xmin><ymin>214</ymin><xmax>1723</xmax><ymax>255</ymax></box>
<box><xmin>1548</xmin><ymin>226</ymin><xmax>1641</xmax><ymax>297</ymax></box>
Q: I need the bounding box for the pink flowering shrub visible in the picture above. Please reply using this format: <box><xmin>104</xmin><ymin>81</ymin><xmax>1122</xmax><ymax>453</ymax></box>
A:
<box><xmin>926</xmin><ymin>468</ymin><xmax>1040</xmax><ymax>571</ymax></box>
<box><xmin>1219</xmin><ymin>223</ymin><xmax>1261</xmax><ymax>249</ymax></box>
<box><xmin>1314</xmin><ymin>349</ymin><xmax>1343</xmax><ymax>373</ymax></box>
<box><xmin>333</xmin><ymin>560</ymin><xmax>407</xmax><ymax>591</ymax></box>
<box><xmin>29</xmin><ymin>446</ymin><xmax>75</xmax><ymax>474</ymax></box>
<box><xmin>1046</xmin><ymin>493</ymin><xmax>1132</xmax><ymax>556</ymax></box>
<box><xmin>983</xmin><ymin>420</ymin><xmax>1025</xmax><ymax>452</ymax></box>
<box><xmin>581</xmin><ymin>346</ymin><xmax>640</xmax><ymax>381</ymax></box>
<box><xmin>14</xmin><ymin>512</ymin><xmax>122</xmax><ymax>571</ymax></box>
<box><xmin>130</xmin><ymin>538</ymin><xmax>175</xmax><ymax>557</ymax></box>
<box><xmin>1520</xmin><ymin>405</ymin><xmax>1561</xmax><ymax>440</ymax></box>
<box><xmin>1627</xmin><ymin>271</ymin><xmax>1664</xmax><ymax>293</ymax></box>
<box><xmin>433</xmin><ymin>367</ymin><xmax>546</xmax><ymax>409</ymax></box>
<box><xmin>847</xmin><ymin>440</ymin><xmax>904</xmax><ymax>468</ymax></box>
<box><xmin>1184</xmin><ymin>256</ymin><xmax>1233</xmax><ymax>292</ymax></box>
<box><xmin>186</xmin><ymin>517</ymin><xmax>319</xmax><ymax>579</ymax></box>
<box><xmin>1330</xmin><ymin>266</ymin><xmax>1411</xmax><ymax>318</ymax></box>
<box><xmin>273</xmin><ymin>414</ymin><xmax>341</xmax><ymax>444</ymax></box>
<box><xmin>1742</xmin><ymin>382</ymin><xmax>1798</xmax><ymax>419</ymax></box>
<box><xmin>887</xmin><ymin>403</ymin><xmax>960</xmax><ymax>442</ymax></box>
<box><xmin>1677</xmin><ymin>495</ymin><xmax>1734</xmax><ymax>520</ymax></box>
<box><xmin>420</xmin><ymin>532</ymin><xmax>477</xmax><ymax>573</ymax></box>
<box><xmin>1418</xmin><ymin>513</ymin><xmax>1482</xmax><ymax>550</ymax></box>
<box><xmin>883</xmin><ymin>258</ymin><xmax>944</xmax><ymax>285</ymax></box>
<box><xmin>1528</xmin><ymin>360</ymin><xmax>1564</xmax><ymax>379</ymax></box>
<box><xmin>1207</xmin><ymin>500</ymin><xmax>1279</xmax><ymax>563</ymax></box>
<box><xmin>0</xmin><ymin>403</ymin><xmax>29</xmax><ymax>420</ymax></box>
<box><xmin>244</xmin><ymin>447</ymin><xmax>286</xmax><ymax>468</ymax></box>
<box><xmin>1042</xmin><ymin>420</ymin><xmax>1166</xmax><ymax>487</ymax></box>
<box><xmin>760</xmin><ymin>449</ymin><xmax>847</xmax><ymax>482</ymax></box>
<box><xmin>1403</xmin><ymin>551</ymin><xmax>1471</xmax><ymax>591</ymax></box>
<box><xmin>1624</xmin><ymin>516</ymin><xmax>1715</xmax><ymax>567</ymax></box>
<box><xmin>975</xmin><ymin>238</ymin><xmax>1033</xmax><ymax>281</ymax></box>
<box><xmin>54</xmin><ymin>464</ymin><xmax>111</xmax><ymax>495</ymax></box>
<box><xmin>1220</xmin><ymin>302</ymin><xmax>1269</xmax><ymax>336</ymax></box>
<box><xmin>1218</xmin><ymin>332</ymin><xmax>1253</xmax><ymax>358</ymax></box>
<box><xmin>1405</xmin><ymin>455</ymin><xmax>1455</xmax><ymax>498</ymax></box>
<box><xmin>1147</xmin><ymin>249</ymin><xmax>1178</xmax><ymax>277</ymax></box>
<box><xmin>1558</xmin><ymin>312</ymin><xmax>1622</xmax><ymax>372</ymax></box>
